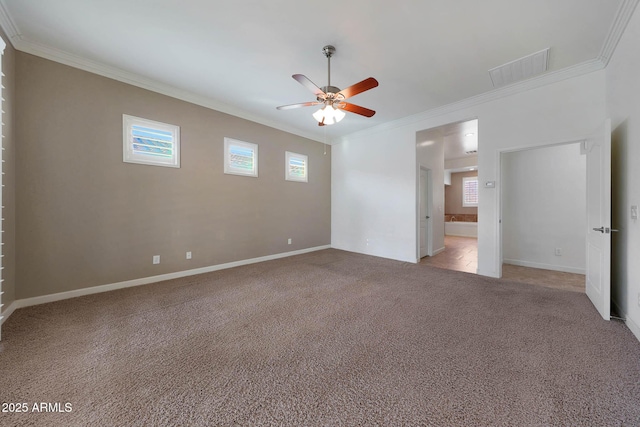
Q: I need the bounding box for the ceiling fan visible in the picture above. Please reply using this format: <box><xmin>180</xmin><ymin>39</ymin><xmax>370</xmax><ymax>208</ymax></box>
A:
<box><xmin>276</xmin><ymin>45</ymin><xmax>379</xmax><ymax>126</ymax></box>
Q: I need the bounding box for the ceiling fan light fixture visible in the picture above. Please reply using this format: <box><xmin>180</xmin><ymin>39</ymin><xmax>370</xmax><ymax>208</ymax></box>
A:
<box><xmin>312</xmin><ymin>107</ymin><xmax>325</xmax><ymax>123</ymax></box>
<box><xmin>277</xmin><ymin>45</ymin><xmax>378</xmax><ymax>125</ymax></box>
<box><xmin>313</xmin><ymin>105</ymin><xmax>345</xmax><ymax>125</ymax></box>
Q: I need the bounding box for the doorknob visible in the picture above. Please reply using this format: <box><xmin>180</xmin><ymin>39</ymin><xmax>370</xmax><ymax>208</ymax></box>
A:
<box><xmin>426</xmin><ymin>216</ymin><xmax>430</xmax><ymax>219</ymax></box>
<box><xmin>593</xmin><ymin>227</ymin><xmax>604</xmax><ymax>233</ymax></box>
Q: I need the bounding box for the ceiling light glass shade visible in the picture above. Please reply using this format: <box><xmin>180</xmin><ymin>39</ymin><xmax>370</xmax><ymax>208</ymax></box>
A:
<box><xmin>313</xmin><ymin>105</ymin><xmax>345</xmax><ymax>125</ymax></box>
<box><xmin>312</xmin><ymin>107</ymin><xmax>328</xmax><ymax>123</ymax></box>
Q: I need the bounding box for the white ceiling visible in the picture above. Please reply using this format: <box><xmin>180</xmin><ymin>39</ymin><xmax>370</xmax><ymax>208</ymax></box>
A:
<box><xmin>0</xmin><ymin>0</ymin><xmax>626</xmax><ymax>143</ymax></box>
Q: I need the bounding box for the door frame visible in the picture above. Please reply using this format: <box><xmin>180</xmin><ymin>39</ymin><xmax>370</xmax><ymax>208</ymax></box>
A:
<box><xmin>417</xmin><ymin>165</ymin><xmax>433</xmax><ymax>259</ymax></box>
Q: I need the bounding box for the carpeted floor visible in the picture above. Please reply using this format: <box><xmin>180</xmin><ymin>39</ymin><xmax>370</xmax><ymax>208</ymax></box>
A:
<box><xmin>1</xmin><ymin>249</ymin><xmax>639</xmax><ymax>426</ymax></box>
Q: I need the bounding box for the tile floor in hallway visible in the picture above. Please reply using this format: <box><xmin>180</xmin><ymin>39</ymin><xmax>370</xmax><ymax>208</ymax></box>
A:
<box><xmin>420</xmin><ymin>236</ymin><xmax>585</xmax><ymax>293</ymax></box>
<box><xmin>420</xmin><ymin>235</ymin><xmax>478</xmax><ymax>274</ymax></box>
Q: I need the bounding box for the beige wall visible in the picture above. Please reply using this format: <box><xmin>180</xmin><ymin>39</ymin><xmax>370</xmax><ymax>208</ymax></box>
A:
<box><xmin>1</xmin><ymin>31</ymin><xmax>16</xmax><ymax>312</ymax></box>
<box><xmin>445</xmin><ymin>171</ymin><xmax>478</xmax><ymax>215</ymax></box>
<box><xmin>15</xmin><ymin>53</ymin><xmax>331</xmax><ymax>299</ymax></box>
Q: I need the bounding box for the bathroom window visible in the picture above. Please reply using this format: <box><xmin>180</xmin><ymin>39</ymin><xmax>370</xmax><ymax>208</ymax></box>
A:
<box><xmin>462</xmin><ymin>177</ymin><xmax>478</xmax><ymax>207</ymax></box>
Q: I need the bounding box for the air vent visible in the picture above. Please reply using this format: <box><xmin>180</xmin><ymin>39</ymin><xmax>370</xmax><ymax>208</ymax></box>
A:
<box><xmin>465</xmin><ymin>150</ymin><xmax>477</xmax><ymax>155</ymax></box>
<box><xmin>489</xmin><ymin>48</ymin><xmax>549</xmax><ymax>88</ymax></box>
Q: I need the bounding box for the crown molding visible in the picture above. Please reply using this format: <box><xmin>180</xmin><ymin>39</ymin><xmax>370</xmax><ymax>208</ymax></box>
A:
<box><xmin>336</xmin><ymin>58</ymin><xmax>606</xmax><ymax>143</ymax></box>
<box><xmin>0</xmin><ymin>0</ymin><xmax>18</xmax><ymax>43</ymax></box>
<box><xmin>0</xmin><ymin>0</ymin><xmax>636</xmax><ymax>146</ymax></box>
<box><xmin>16</xmin><ymin>38</ymin><xmax>325</xmax><ymax>143</ymax></box>
<box><xmin>599</xmin><ymin>0</ymin><xmax>639</xmax><ymax>66</ymax></box>
<box><xmin>0</xmin><ymin>0</ymin><xmax>324</xmax><ymax>144</ymax></box>
<box><xmin>337</xmin><ymin>0</ymin><xmax>638</xmax><ymax>143</ymax></box>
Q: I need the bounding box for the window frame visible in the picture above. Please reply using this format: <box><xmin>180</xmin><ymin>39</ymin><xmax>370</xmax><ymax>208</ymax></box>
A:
<box><xmin>462</xmin><ymin>176</ymin><xmax>479</xmax><ymax>207</ymax></box>
<box><xmin>285</xmin><ymin>151</ymin><xmax>308</xmax><ymax>183</ymax></box>
<box><xmin>123</xmin><ymin>114</ymin><xmax>180</xmax><ymax>168</ymax></box>
<box><xmin>224</xmin><ymin>137</ymin><xmax>258</xmax><ymax>177</ymax></box>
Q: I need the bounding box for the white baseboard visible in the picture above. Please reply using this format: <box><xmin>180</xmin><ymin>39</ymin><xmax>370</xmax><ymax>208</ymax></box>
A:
<box><xmin>477</xmin><ymin>268</ymin><xmax>499</xmax><ymax>278</ymax></box>
<box><xmin>4</xmin><ymin>245</ymin><xmax>331</xmax><ymax>319</ymax></box>
<box><xmin>0</xmin><ymin>300</ymin><xmax>19</xmax><ymax>326</ymax></box>
<box><xmin>625</xmin><ymin>316</ymin><xmax>640</xmax><ymax>343</ymax></box>
<box><xmin>445</xmin><ymin>232</ymin><xmax>478</xmax><ymax>238</ymax></box>
<box><xmin>432</xmin><ymin>247</ymin><xmax>446</xmax><ymax>255</ymax></box>
<box><xmin>503</xmin><ymin>259</ymin><xmax>585</xmax><ymax>275</ymax></box>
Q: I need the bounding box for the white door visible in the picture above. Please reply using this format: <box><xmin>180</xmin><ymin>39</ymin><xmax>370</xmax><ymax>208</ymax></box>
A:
<box><xmin>419</xmin><ymin>168</ymin><xmax>431</xmax><ymax>258</ymax></box>
<box><xmin>585</xmin><ymin>119</ymin><xmax>612</xmax><ymax>320</ymax></box>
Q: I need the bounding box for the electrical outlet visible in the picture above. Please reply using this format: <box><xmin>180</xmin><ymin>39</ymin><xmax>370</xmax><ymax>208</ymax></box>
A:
<box><xmin>632</xmin><ymin>205</ymin><xmax>638</xmax><ymax>220</ymax></box>
<box><xmin>287</xmin><ymin>238</ymin><xmax>292</xmax><ymax>245</ymax></box>
<box><xmin>554</xmin><ymin>248</ymin><xmax>562</xmax><ymax>256</ymax></box>
<box><xmin>153</xmin><ymin>255</ymin><xmax>160</xmax><ymax>264</ymax></box>
<box><xmin>186</xmin><ymin>251</ymin><xmax>192</xmax><ymax>260</ymax></box>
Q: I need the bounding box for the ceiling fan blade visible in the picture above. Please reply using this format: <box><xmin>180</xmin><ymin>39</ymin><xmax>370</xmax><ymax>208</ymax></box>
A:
<box><xmin>340</xmin><ymin>102</ymin><xmax>376</xmax><ymax>117</ymax></box>
<box><xmin>337</xmin><ymin>77</ymin><xmax>379</xmax><ymax>100</ymax></box>
<box><xmin>276</xmin><ymin>101</ymin><xmax>323</xmax><ymax>110</ymax></box>
<box><xmin>292</xmin><ymin>74</ymin><xmax>325</xmax><ymax>97</ymax></box>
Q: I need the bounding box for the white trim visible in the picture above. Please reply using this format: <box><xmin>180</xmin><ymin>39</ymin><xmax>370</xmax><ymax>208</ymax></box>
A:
<box><xmin>0</xmin><ymin>33</ymin><xmax>324</xmax><ymax>143</ymax></box>
<box><xmin>123</xmin><ymin>114</ymin><xmax>180</xmax><ymax>168</ymax></box>
<box><xmin>416</xmin><ymin>166</ymin><xmax>434</xmax><ymax>259</ymax></box>
<box><xmin>3</xmin><ymin>245</ymin><xmax>331</xmax><ymax>317</ymax></box>
<box><xmin>432</xmin><ymin>246</ymin><xmax>446</xmax><ymax>256</ymax></box>
<box><xmin>344</xmin><ymin>0</ymin><xmax>639</xmax><ymax>146</ymax></box>
<box><xmin>625</xmin><ymin>316</ymin><xmax>640</xmax><ymax>343</ymax></box>
<box><xmin>0</xmin><ymin>1</ymin><xmax>19</xmax><ymax>43</ymax></box>
<box><xmin>0</xmin><ymin>0</ymin><xmax>634</xmax><ymax>146</ymax></box>
<box><xmin>598</xmin><ymin>0</ymin><xmax>640</xmax><ymax>67</ymax></box>
<box><xmin>285</xmin><ymin>151</ymin><xmax>308</xmax><ymax>182</ymax></box>
<box><xmin>0</xmin><ymin>32</ymin><xmax>4</xmax><ymax>340</ymax></box>
<box><xmin>611</xmin><ymin>299</ymin><xmax>640</xmax><ymax>343</ymax></box>
<box><xmin>503</xmin><ymin>259</ymin><xmax>586</xmax><ymax>275</ymax></box>
<box><xmin>224</xmin><ymin>137</ymin><xmax>258</xmax><ymax>177</ymax></box>
<box><xmin>477</xmin><ymin>267</ymin><xmax>499</xmax><ymax>278</ymax></box>
<box><xmin>0</xmin><ymin>299</ymin><xmax>17</xmax><ymax>326</ymax></box>
<box><xmin>336</xmin><ymin>59</ymin><xmax>605</xmax><ymax>144</ymax></box>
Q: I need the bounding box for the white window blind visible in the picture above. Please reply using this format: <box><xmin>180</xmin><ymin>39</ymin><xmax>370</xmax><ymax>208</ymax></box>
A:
<box><xmin>462</xmin><ymin>176</ymin><xmax>479</xmax><ymax>207</ymax></box>
<box><xmin>123</xmin><ymin>115</ymin><xmax>180</xmax><ymax>168</ymax></box>
<box><xmin>0</xmin><ymin>36</ymin><xmax>5</xmax><ymax>339</ymax></box>
<box><xmin>224</xmin><ymin>138</ymin><xmax>258</xmax><ymax>177</ymax></box>
<box><xmin>285</xmin><ymin>151</ymin><xmax>308</xmax><ymax>182</ymax></box>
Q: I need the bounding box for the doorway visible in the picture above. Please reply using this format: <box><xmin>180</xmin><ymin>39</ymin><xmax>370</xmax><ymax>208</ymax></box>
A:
<box><xmin>416</xmin><ymin>118</ymin><xmax>479</xmax><ymax>274</ymax></box>
<box><xmin>497</xmin><ymin>122</ymin><xmax>612</xmax><ymax>320</ymax></box>
<box><xmin>500</xmin><ymin>141</ymin><xmax>587</xmax><ymax>292</ymax></box>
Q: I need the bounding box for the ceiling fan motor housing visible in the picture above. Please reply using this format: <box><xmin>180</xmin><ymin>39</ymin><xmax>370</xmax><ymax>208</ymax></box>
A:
<box><xmin>318</xmin><ymin>86</ymin><xmax>344</xmax><ymax>106</ymax></box>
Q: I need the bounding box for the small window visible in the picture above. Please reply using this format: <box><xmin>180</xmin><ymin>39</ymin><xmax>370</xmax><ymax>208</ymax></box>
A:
<box><xmin>224</xmin><ymin>138</ymin><xmax>258</xmax><ymax>177</ymax></box>
<box><xmin>285</xmin><ymin>151</ymin><xmax>308</xmax><ymax>182</ymax></box>
<box><xmin>123</xmin><ymin>115</ymin><xmax>180</xmax><ymax>168</ymax></box>
<box><xmin>462</xmin><ymin>176</ymin><xmax>479</xmax><ymax>207</ymax></box>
